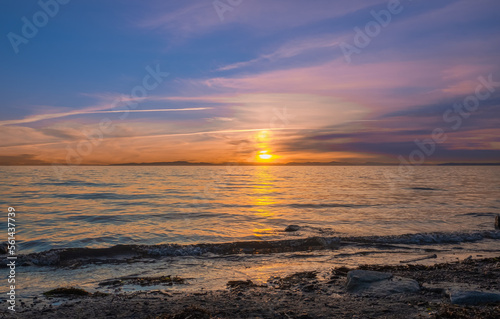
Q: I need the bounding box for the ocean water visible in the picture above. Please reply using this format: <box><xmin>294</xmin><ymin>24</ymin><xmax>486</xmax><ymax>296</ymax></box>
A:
<box><xmin>1</xmin><ymin>166</ymin><xmax>499</xmax><ymax>297</ymax></box>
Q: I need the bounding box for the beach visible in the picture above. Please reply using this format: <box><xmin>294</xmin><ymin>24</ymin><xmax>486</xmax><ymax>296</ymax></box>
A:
<box><xmin>2</xmin><ymin>255</ymin><xmax>499</xmax><ymax>318</ymax></box>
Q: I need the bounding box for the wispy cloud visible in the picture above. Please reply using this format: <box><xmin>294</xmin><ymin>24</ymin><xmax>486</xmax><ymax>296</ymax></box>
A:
<box><xmin>217</xmin><ymin>35</ymin><xmax>341</xmax><ymax>71</ymax></box>
<box><xmin>0</xmin><ymin>107</ymin><xmax>211</xmax><ymax>126</ymax></box>
<box><xmin>0</xmin><ymin>127</ymin><xmax>300</xmax><ymax>148</ymax></box>
<box><xmin>136</xmin><ymin>0</ymin><xmax>387</xmax><ymax>39</ymax></box>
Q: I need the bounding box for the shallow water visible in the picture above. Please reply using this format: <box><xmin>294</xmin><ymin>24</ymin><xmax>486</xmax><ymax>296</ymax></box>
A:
<box><xmin>0</xmin><ymin>165</ymin><xmax>499</xmax><ymax>297</ymax></box>
<box><xmin>1</xmin><ymin>166</ymin><xmax>499</xmax><ymax>252</ymax></box>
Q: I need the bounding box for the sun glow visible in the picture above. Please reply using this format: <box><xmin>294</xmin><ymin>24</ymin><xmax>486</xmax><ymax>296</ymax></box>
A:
<box><xmin>258</xmin><ymin>150</ymin><xmax>273</xmax><ymax>160</ymax></box>
<box><xmin>257</xmin><ymin>130</ymin><xmax>269</xmax><ymax>140</ymax></box>
<box><xmin>256</xmin><ymin>130</ymin><xmax>274</xmax><ymax>161</ymax></box>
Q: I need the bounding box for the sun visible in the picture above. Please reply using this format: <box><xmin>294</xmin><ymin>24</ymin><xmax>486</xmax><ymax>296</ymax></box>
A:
<box><xmin>255</xmin><ymin>131</ymin><xmax>274</xmax><ymax>162</ymax></box>
<box><xmin>258</xmin><ymin>150</ymin><xmax>273</xmax><ymax>161</ymax></box>
<box><xmin>259</xmin><ymin>154</ymin><xmax>272</xmax><ymax>160</ymax></box>
<box><xmin>257</xmin><ymin>130</ymin><xmax>269</xmax><ymax>141</ymax></box>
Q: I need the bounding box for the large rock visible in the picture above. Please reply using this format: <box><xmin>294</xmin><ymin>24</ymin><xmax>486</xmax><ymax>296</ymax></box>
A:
<box><xmin>346</xmin><ymin>270</ymin><xmax>393</xmax><ymax>291</ymax></box>
<box><xmin>285</xmin><ymin>225</ymin><xmax>301</xmax><ymax>232</ymax></box>
<box><xmin>346</xmin><ymin>270</ymin><xmax>420</xmax><ymax>296</ymax></box>
<box><xmin>449</xmin><ymin>290</ymin><xmax>500</xmax><ymax>305</ymax></box>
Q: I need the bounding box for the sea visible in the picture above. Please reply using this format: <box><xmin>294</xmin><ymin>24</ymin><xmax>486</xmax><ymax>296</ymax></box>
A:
<box><xmin>1</xmin><ymin>165</ymin><xmax>499</xmax><ymax>298</ymax></box>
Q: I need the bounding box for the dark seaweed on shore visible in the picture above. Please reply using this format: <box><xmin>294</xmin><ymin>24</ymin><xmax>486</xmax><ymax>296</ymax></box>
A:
<box><xmin>99</xmin><ymin>275</ymin><xmax>186</xmax><ymax>287</ymax></box>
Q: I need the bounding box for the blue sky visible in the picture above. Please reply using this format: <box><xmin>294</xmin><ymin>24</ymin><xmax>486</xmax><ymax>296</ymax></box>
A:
<box><xmin>1</xmin><ymin>0</ymin><xmax>499</xmax><ymax>164</ymax></box>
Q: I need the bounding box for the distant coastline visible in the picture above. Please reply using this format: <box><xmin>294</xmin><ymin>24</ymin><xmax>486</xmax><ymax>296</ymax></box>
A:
<box><xmin>110</xmin><ymin>161</ymin><xmax>500</xmax><ymax>166</ymax></box>
<box><xmin>2</xmin><ymin>161</ymin><xmax>500</xmax><ymax>166</ymax></box>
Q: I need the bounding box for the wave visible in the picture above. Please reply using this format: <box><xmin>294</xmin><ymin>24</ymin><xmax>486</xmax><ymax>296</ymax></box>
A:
<box><xmin>342</xmin><ymin>230</ymin><xmax>500</xmax><ymax>245</ymax></box>
<box><xmin>288</xmin><ymin>203</ymin><xmax>370</xmax><ymax>208</ymax></box>
<box><xmin>457</xmin><ymin>212</ymin><xmax>497</xmax><ymax>217</ymax></box>
<box><xmin>33</xmin><ymin>180</ymin><xmax>120</xmax><ymax>188</ymax></box>
<box><xmin>52</xmin><ymin>193</ymin><xmax>158</xmax><ymax>200</ymax></box>
<box><xmin>13</xmin><ymin>237</ymin><xmax>339</xmax><ymax>266</ymax></box>
<box><xmin>7</xmin><ymin>230</ymin><xmax>499</xmax><ymax>267</ymax></box>
<box><xmin>407</xmin><ymin>187</ymin><xmax>442</xmax><ymax>191</ymax></box>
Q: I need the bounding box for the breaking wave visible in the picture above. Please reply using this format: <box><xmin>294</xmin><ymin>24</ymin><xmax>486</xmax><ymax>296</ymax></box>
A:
<box><xmin>8</xmin><ymin>230</ymin><xmax>500</xmax><ymax>267</ymax></box>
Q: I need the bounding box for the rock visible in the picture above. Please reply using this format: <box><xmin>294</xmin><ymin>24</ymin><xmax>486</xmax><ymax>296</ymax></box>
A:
<box><xmin>346</xmin><ymin>270</ymin><xmax>420</xmax><ymax>296</ymax></box>
<box><xmin>347</xmin><ymin>270</ymin><xmax>393</xmax><ymax>290</ymax></box>
<box><xmin>422</xmin><ymin>282</ymin><xmax>480</xmax><ymax>295</ymax></box>
<box><xmin>43</xmin><ymin>287</ymin><xmax>90</xmax><ymax>297</ymax></box>
<box><xmin>449</xmin><ymin>290</ymin><xmax>500</xmax><ymax>305</ymax></box>
<box><xmin>0</xmin><ymin>242</ymin><xmax>8</xmax><ymax>254</ymax></box>
<box><xmin>227</xmin><ymin>280</ymin><xmax>255</xmax><ymax>289</ymax></box>
<box><xmin>301</xmin><ymin>284</ymin><xmax>316</xmax><ymax>292</ymax></box>
<box><xmin>285</xmin><ymin>225</ymin><xmax>301</xmax><ymax>232</ymax></box>
<box><xmin>302</xmin><ymin>237</ymin><xmax>328</xmax><ymax>247</ymax></box>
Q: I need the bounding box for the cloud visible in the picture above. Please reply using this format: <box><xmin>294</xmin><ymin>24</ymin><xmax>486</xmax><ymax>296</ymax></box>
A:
<box><xmin>0</xmin><ymin>107</ymin><xmax>211</xmax><ymax>126</ymax></box>
<box><xmin>277</xmin><ymin>130</ymin><xmax>500</xmax><ymax>163</ymax></box>
<box><xmin>205</xmin><ymin>117</ymin><xmax>234</xmax><ymax>122</ymax></box>
<box><xmin>0</xmin><ymin>125</ymin><xmax>63</xmax><ymax>148</ymax></box>
<box><xmin>0</xmin><ymin>154</ymin><xmax>49</xmax><ymax>165</ymax></box>
<box><xmin>217</xmin><ymin>35</ymin><xmax>341</xmax><ymax>71</ymax></box>
<box><xmin>136</xmin><ymin>0</ymin><xmax>387</xmax><ymax>39</ymax></box>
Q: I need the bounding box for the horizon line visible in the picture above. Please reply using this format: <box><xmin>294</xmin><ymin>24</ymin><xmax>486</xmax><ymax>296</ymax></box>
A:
<box><xmin>2</xmin><ymin>161</ymin><xmax>500</xmax><ymax>166</ymax></box>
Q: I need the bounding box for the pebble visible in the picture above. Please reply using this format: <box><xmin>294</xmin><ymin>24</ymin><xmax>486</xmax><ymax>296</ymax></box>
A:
<box><xmin>285</xmin><ymin>225</ymin><xmax>301</xmax><ymax>232</ymax></box>
<box><xmin>449</xmin><ymin>290</ymin><xmax>500</xmax><ymax>305</ymax></box>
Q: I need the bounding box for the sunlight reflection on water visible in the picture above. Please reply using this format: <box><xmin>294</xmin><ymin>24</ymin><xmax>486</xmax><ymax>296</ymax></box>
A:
<box><xmin>0</xmin><ymin>165</ymin><xmax>499</xmax><ymax>253</ymax></box>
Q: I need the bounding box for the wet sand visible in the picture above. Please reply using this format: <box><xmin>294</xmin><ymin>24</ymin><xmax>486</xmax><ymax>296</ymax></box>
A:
<box><xmin>3</xmin><ymin>256</ymin><xmax>499</xmax><ymax>319</ymax></box>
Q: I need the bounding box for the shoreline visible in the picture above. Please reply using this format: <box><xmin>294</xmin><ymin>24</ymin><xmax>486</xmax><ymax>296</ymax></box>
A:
<box><xmin>3</xmin><ymin>256</ymin><xmax>499</xmax><ymax>318</ymax></box>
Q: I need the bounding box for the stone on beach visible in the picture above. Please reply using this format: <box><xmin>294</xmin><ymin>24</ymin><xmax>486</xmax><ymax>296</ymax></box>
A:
<box><xmin>449</xmin><ymin>290</ymin><xmax>500</xmax><ymax>305</ymax></box>
<box><xmin>0</xmin><ymin>242</ymin><xmax>8</xmax><ymax>254</ymax></box>
<box><xmin>227</xmin><ymin>280</ymin><xmax>255</xmax><ymax>289</ymax></box>
<box><xmin>285</xmin><ymin>225</ymin><xmax>301</xmax><ymax>232</ymax></box>
<box><xmin>346</xmin><ymin>270</ymin><xmax>420</xmax><ymax>296</ymax></box>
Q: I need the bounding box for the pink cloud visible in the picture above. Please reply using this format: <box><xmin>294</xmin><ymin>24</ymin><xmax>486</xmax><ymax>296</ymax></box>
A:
<box><xmin>137</xmin><ymin>0</ymin><xmax>388</xmax><ymax>38</ymax></box>
<box><xmin>217</xmin><ymin>34</ymin><xmax>344</xmax><ymax>71</ymax></box>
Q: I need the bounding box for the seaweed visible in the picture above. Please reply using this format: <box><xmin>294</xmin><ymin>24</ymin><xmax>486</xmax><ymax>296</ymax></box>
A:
<box><xmin>156</xmin><ymin>306</ymin><xmax>212</xmax><ymax>319</ymax></box>
<box><xmin>43</xmin><ymin>287</ymin><xmax>90</xmax><ymax>297</ymax></box>
<box><xmin>226</xmin><ymin>279</ymin><xmax>255</xmax><ymax>289</ymax></box>
<box><xmin>98</xmin><ymin>275</ymin><xmax>186</xmax><ymax>287</ymax></box>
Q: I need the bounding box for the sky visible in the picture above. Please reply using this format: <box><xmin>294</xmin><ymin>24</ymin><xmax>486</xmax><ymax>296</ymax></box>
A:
<box><xmin>1</xmin><ymin>0</ymin><xmax>499</xmax><ymax>165</ymax></box>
